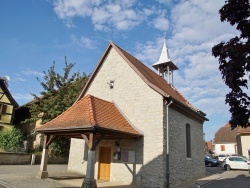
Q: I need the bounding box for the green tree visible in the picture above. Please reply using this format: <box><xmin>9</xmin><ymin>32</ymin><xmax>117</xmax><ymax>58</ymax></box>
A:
<box><xmin>212</xmin><ymin>0</ymin><xmax>250</xmax><ymax>129</ymax></box>
<box><xmin>0</xmin><ymin>128</ymin><xmax>24</xmax><ymax>151</ymax></box>
<box><xmin>25</xmin><ymin>57</ymin><xmax>89</xmax><ymax>156</ymax></box>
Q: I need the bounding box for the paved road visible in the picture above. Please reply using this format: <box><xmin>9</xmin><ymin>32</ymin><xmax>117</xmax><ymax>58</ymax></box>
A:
<box><xmin>0</xmin><ymin>165</ymin><xmax>249</xmax><ymax>188</ymax></box>
<box><xmin>0</xmin><ymin>165</ymin><xmax>73</xmax><ymax>188</ymax></box>
<box><xmin>203</xmin><ymin>167</ymin><xmax>250</xmax><ymax>188</ymax></box>
<box><xmin>0</xmin><ymin>164</ymin><xmax>68</xmax><ymax>175</ymax></box>
<box><xmin>0</xmin><ymin>165</ymin><xmax>132</xmax><ymax>188</ymax></box>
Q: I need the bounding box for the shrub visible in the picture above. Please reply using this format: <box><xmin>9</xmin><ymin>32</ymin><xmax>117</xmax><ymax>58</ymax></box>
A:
<box><xmin>0</xmin><ymin>128</ymin><xmax>24</xmax><ymax>151</ymax></box>
<box><xmin>49</xmin><ymin>137</ymin><xmax>70</xmax><ymax>157</ymax></box>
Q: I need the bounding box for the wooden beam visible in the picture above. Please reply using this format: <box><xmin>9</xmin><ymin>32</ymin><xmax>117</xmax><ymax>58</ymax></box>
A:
<box><xmin>81</xmin><ymin>133</ymin><xmax>104</xmax><ymax>151</ymax></box>
<box><xmin>43</xmin><ymin>134</ymin><xmax>57</xmax><ymax>149</ymax></box>
<box><xmin>81</xmin><ymin>134</ymin><xmax>91</xmax><ymax>149</ymax></box>
<box><xmin>92</xmin><ymin>134</ymin><xmax>104</xmax><ymax>149</ymax></box>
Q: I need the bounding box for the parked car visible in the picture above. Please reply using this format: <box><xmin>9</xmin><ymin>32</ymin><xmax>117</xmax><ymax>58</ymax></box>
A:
<box><xmin>218</xmin><ymin>154</ymin><xmax>229</xmax><ymax>162</ymax></box>
<box><xmin>222</xmin><ymin>156</ymin><xmax>250</xmax><ymax>171</ymax></box>
<box><xmin>205</xmin><ymin>156</ymin><xmax>219</xmax><ymax>167</ymax></box>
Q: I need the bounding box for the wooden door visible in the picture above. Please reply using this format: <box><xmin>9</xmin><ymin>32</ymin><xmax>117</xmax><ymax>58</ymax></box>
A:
<box><xmin>98</xmin><ymin>146</ymin><xmax>111</xmax><ymax>180</ymax></box>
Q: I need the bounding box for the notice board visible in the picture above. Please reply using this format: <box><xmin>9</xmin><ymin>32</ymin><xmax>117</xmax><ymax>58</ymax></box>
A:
<box><xmin>121</xmin><ymin>150</ymin><xmax>135</xmax><ymax>164</ymax></box>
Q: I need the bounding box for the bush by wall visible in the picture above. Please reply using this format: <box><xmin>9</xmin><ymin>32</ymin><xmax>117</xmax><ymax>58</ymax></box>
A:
<box><xmin>0</xmin><ymin>128</ymin><xmax>24</xmax><ymax>151</ymax></box>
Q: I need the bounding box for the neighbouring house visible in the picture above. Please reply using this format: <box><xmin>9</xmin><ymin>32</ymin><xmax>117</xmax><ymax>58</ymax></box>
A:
<box><xmin>0</xmin><ymin>77</ymin><xmax>19</xmax><ymax>131</ymax></box>
<box><xmin>236</xmin><ymin>126</ymin><xmax>250</xmax><ymax>159</ymax></box>
<box><xmin>35</xmin><ymin>39</ymin><xmax>208</xmax><ymax>188</ymax></box>
<box><xmin>214</xmin><ymin>122</ymin><xmax>238</xmax><ymax>156</ymax></box>
<box><xmin>204</xmin><ymin>141</ymin><xmax>214</xmax><ymax>155</ymax></box>
<box><xmin>14</xmin><ymin>101</ymin><xmax>44</xmax><ymax>151</ymax></box>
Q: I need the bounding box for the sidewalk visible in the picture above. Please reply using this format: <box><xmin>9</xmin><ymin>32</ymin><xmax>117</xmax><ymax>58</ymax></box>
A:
<box><xmin>0</xmin><ymin>165</ymin><xmax>220</xmax><ymax>188</ymax></box>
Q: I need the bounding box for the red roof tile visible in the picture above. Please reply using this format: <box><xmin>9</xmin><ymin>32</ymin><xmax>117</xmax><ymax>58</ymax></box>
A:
<box><xmin>225</xmin><ymin>122</ymin><xmax>231</xmax><ymax>127</ymax></box>
<box><xmin>36</xmin><ymin>95</ymin><xmax>141</xmax><ymax>136</ymax></box>
<box><xmin>206</xmin><ymin>141</ymin><xmax>213</xmax><ymax>150</ymax></box>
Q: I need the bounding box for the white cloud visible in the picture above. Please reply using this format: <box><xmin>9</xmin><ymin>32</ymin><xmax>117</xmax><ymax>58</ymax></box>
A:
<box><xmin>52</xmin><ymin>0</ymin><xmax>146</xmax><ymax>31</ymax></box>
<box><xmin>12</xmin><ymin>93</ymin><xmax>33</xmax><ymax>101</ymax></box>
<box><xmin>80</xmin><ymin>37</ymin><xmax>98</xmax><ymax>49</ymax></box>
<box><xmin>153</xmin><ymin>16</ymin><xmax>169</xmax><ymax>31</ymax></box>
<box><xmin>63</xmin><ymin>19</ymin><xmax>76</xmax><ymax>28</ymax></box>
<box><xmin>170</xmin><ymin>0</ymin><xmax>237</xmax><ymax>44</ymax></box>
<box><xmin>193</xmin><ymin>96</ymin><xmax>229</xmax><ymax>116</ymax></box>
<box><xmin>70</xmin><ymin>35</ymin><xmax>98</xmax><ymax>49</ymax></box>
<box><xmin>91</xmin><ymin>7</ymin><xmax>111</xmax><ymax>25</ymax></box>
<box><xmin>53</xmin><ymin>0</ymin><xmax>93</xmax><ymax>19</ymax></box>
<box><xmin>12</xmin><ymin>77</ymin><xmax>26</xmax><ymax>83</ymax></box>
<box><xmin>143</xmin><ymin>8</ymin><xmax>154</xmax><ymax>16</ymax></box>
<box><xmin>21</xmin><ymin>69</ymin><xmax>44</xmax><ymax>77</ymax></box>
<box><xmin>134</xmin><ymin>38</ymin><xmax>162</xmax><ymax>65</ymax></box>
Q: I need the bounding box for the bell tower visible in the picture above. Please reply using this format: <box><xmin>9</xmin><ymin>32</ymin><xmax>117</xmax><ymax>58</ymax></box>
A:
<box><xmin>152</xmin><ymin>34</ymin><xmax>178</xmax><ymax>85</ymax></box>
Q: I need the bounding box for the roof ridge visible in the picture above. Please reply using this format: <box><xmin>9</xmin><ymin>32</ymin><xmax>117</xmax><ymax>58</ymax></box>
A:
<box><xmin>86</xmin><ymin>94</ymin><xmax>97</xmax><ymax>125</ymax></box>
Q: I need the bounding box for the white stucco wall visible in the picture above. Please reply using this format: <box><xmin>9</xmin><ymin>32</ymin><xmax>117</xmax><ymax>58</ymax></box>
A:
<box><xmin>68</xmin><ymin>47</ymin><xmax>165</xmax><ymax>187</ymax></box>
<box><xmin>214</xmin><ymin>143</ymin><xmax>236</xmax><ymax>155</ymax></box>
<box><xmin>239</xmin><ymin>135</ymin><xmax>250</xmax><ymax>158</ymax></box>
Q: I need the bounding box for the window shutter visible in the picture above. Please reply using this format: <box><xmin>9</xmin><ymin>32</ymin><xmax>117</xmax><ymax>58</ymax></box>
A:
<box><xmin>0</xmin><ymin>104</ymin><xmax>7</xmax><ymax>114</ymax></box>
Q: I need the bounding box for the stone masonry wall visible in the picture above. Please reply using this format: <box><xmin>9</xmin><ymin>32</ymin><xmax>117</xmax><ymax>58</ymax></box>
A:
<box><xmin>0</xmin><ymin>152</ymin><xmax>31</xmax><ymax>164</ymax></box>
<box><xmin>68</xmin><ymin>47</ymin><xmax>165</xmax><ymax>187</ymax></box>
<box><xmin>167</xmin><ymin>108</ymin><xmax>205</xmax><ymax>187</ymax></box>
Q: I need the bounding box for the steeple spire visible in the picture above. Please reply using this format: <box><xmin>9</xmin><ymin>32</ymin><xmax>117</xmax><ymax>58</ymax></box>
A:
<box><xmin>152</xmin><ymin>34</ymin><xmax>178</xmax><ymax>85</ymax></box>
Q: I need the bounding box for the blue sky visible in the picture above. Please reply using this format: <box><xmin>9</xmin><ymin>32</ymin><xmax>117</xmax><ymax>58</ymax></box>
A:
<box><xmin>0</xmin><ymin>0</ymin><xmax>238</xmax><ymax>141</ymax></box>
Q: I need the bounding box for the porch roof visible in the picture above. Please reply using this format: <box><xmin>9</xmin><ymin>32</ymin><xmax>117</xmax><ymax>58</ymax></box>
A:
<box><xmin>35</xmin><ymin>95</ymin><xmax>142</xmax><ymax>139</ymax></box>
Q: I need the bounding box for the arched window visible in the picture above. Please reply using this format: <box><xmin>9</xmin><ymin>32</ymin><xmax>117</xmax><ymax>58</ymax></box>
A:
<box><xmin>186</xmin><ymin>123</ymin><xmax>191</xmax><ymax>158</ymax></box>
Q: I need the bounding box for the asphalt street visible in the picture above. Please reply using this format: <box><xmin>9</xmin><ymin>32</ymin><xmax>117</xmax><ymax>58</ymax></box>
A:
<box><xmin>0</xmin><ymin>165</ymin><xmax>249</xmax><ymax>188</ymax></box>
<box><xmin>203</xmin><ymin>166</ymin><xmax>250</xmax><ymax>188</ymax></box>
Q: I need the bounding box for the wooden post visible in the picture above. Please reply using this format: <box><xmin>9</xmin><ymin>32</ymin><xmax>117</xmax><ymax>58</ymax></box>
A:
<box><xmin>81</xmin><ymin>133</ymin><xmax>103</xmax><ymax>188</ymax></box>
<box><xmin>37</xmin><ymin>134</ymin><xmax>56</xmax><ymax>179</ymax></box>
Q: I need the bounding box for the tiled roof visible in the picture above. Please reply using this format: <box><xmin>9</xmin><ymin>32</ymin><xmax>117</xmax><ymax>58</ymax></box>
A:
<box><xmin>36</xmin><ymin>94</ymin><xmax>142</xmax><ymax>136</ymax></box>
<box><xmin>206</xmin><ymin>141</ymin><xmax>213</xmax><ymax>150</ymax></box>
<box><xmin>214</xmin><ymin>124</ymin><xmax>239</xmax><ymax>143</ymax></box>
<box><xmin>76</xmin><ymin>42</ymin><xmax>206</xmax><ymax>119</ymax></box>
<box><xmin>237</xmin><ymin>126</ymin><xmax>250</xmax><ymax>134</ymax></box>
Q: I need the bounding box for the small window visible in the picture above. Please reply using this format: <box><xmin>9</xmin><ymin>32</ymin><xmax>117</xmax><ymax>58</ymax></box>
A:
<box><xmin>220</xmin><ymin>145</ymin><xmax>225</xmax><ymax>151</ymax></box>
<box><xmin>0</xmin><ymin>104</ymin><xmax>7</xmax><ymax>114</ymax></box>
<box><xmin>186</xmin><ymin>124</ymin><xmax>191</xmax><ymax>158</ymax></box>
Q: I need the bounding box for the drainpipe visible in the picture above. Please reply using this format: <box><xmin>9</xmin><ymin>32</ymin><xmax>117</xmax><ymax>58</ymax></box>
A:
<box><xmin>167</xmin><ymin>65</ymin><xmax>170</xmax><ymax>84</ymax></box>
<box><xmin>165</xmin><ymin>99</ymin><xmax>172</xmax><ymax>188</ymax></box>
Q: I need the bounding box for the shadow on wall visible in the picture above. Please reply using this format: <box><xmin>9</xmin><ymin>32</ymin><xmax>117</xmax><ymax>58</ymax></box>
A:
<box><xmin>129</xmin><ymin>153</ymin><xmax>204</xmax><ymax>188</ymax></box>
<box><xmin>77</xmin><ymin>134</ymin><xmax>205</xmax><ymax>188</ymax></box>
